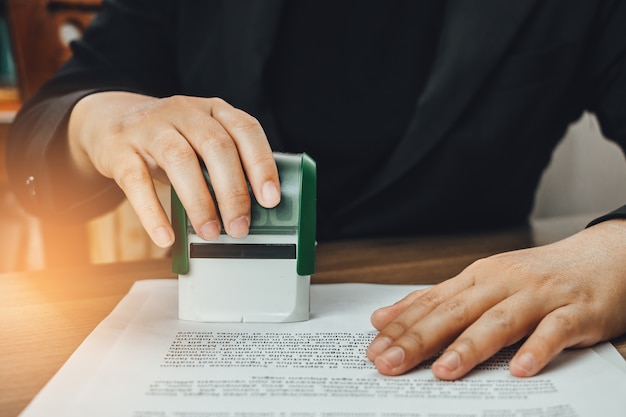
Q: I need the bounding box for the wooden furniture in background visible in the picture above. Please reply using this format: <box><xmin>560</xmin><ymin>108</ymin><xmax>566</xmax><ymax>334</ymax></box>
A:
<box><xmin>4</xmin><ymin>0</ymin><xmax>103</xmax><ymax>269</ymax></box>
<box><xmin>1</xmin><ymin>4</ymin><xmax>30</xmax><ymax>272</ymax></box>
<box><xmin>0</xmin><ymin>94</ymin><xmax>19</xmax><ymax>183</ymax></box>
<box><xmin>6</xmin><ymin>0</ymin><xmax>101</xmax><ymax>100</ymax></box>
<box><xmin>3</xmin><ymin>0</ymin><xmax>102</xmax><ymax>269</ymax></box>
<box><xmin>0</xmin><ymin>96</ymin><xmax>32</xmax><ymax>272</ymax></box>
<box><xmin>4</xmin><ymin>0</ymin><xmax>168</xmax><ymax>270</ymax></box>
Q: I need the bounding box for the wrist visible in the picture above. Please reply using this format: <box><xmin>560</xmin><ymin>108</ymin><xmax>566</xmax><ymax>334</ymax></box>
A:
<box><xmin>68</xmin><ymin>93</ymin><xmax>105</xmax><ymax>180</ymax></box>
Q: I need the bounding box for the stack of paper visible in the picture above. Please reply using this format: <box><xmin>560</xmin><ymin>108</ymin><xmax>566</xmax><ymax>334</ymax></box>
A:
<box><xmin>20</xmin><ymin>280</ymin><xmax>626</xmax><ymax>417</ymax></box>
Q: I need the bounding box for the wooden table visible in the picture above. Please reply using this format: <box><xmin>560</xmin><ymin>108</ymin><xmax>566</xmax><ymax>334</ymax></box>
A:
<box><xmin>1</xmin><ymin>219</ymin><xmax>625</xmax><ymax>417</ymax></box>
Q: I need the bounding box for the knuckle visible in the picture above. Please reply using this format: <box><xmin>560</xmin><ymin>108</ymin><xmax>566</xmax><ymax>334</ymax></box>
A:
<box><xmin>232</xmin><ymin>120</ymin><xmax>266</xmax><ymax>145</ymax></box>
<box><xmin>465</xmin><ymin>256</ymin><xmax>492</xmax><ymax>273</ymax></box>
<box><xmin>459</xmin><ymin>259</ymin><xmax>487</xmax><ymax>284</ymax></box>
<box><xmin>438</xmin><ymin>299</ymin><xmax>471</xmax><ymax>324</ymax></box>
<box><xmin>548</xmin><ymin>311</ymin><xmax>578</xmax><ymax>334</ymax></box>
<box><xmin>415</xmin><ymin>291</ymin><xmax>444</xmax><ymax>312</ymax></box>
<box><xmin>185</xmin><ymin>190</ymin><xmax>216</xmax><ymax>215</ymax></box>
<box><xmin>234</xmin><ymin>115</ymin><xmax>263</xmax><ymax>138</ymax></box>
<box><xmin>245</xmin><ymin>153</ymin><xmax>278</xmax><ymax>181</ymax></box>
<box><xmin>232</xmin><ymin>112</ymin><xmax>262</xmax><ymax>132</ymax></box>
<box><xmin>158</xmin><ymin>139</ymin><xmax>197</xmax><ymax>167</ymax></box>
<box><xmin>400</xmin><ymin>330</ymin><xmax>428</xmax><ymax>352</ymax></box>
<box><xmin>165</xmin><ymin>94</ymin><xmax>191</xmax><ymax>108</ymax></box>
<box><xmin>452</xmin><ymin>337</ymin><xmax>479</xmax><ymax>357</ymax></box>
<box><xmin>116</xmin><ymin>164</ymin><xmax>152</xmax><ymax>191</ymax></box>
<box><xmin>382</xmin><ymin>320</ymin><xmax>410</xmax><ymax>338</ymax></box>
<box><xmin>203</xmin><ymin>130</ymin><xmax>236</xmax><ymax>154</ymax></box>
<box><xmin>208</xmin><ymin>96</ymin><xmax>227</xmax><ymax>107</ymax></box>
<box><xmin>482</xmin><ymin>308</ymin><xmax>515</xmax><ymax>333</ymax></box>
<box><xmin>562</xmin><ymin>283</ymin><xmax>595</xmax><ymax>305</ymax></box>
<box><xmin>213</xmin><ymin>104</ymin><xmax>263</xmax><ymax>133</ymax></box>
<box><xmin>467</xmin><ymin>257</ymin><xmax>489</xmax><ymax>271</ymax></box>
<box><xmin>465</xmin><ymin>253</ymin><xmax>535</xmax><ymax>285</ymax></box>
<box><xmin>251</xmin><ymin>152</ymin><xmax>276</xmax><ymax>168</ymax></box>
<box><xmin>219</xmin><ymin>186</ymin><xmax>251</xmax><ymax>209</ymax></box>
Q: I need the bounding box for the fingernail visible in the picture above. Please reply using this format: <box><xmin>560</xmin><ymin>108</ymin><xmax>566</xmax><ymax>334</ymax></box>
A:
<box><xmin>229</xmin><ymin>216</ymin><xmax>250</xmax><ymax>238</ymax></box>
<box><xmin>435</xmin><ymin>351</ymin><xmax>461</xmax><ymax>373</ymax></box>
<box><xmin>200</xmin><ymin>221</ymin><xmax>221</xmax><ymax>240</ymax></box>
<box><xmin>512</xmin><ymin>352</ymin><xmax>535</xmax><ymax>376</ymax></box>
<box><xmin>261</xmin><ymin>181</ymin><xmax>280</xmax><ymax>206</ymax></box>
<box><xmin>367</xmin><ymin>336</ymin><xmax>392</xmax><ymax>358</ymax></box>
<box><xmin>153</xmin><ymin>226</ymin><xmax>174</xmax><ymax>248</ymax></box>
<box><xmin>378</xmin><ymin>347</ymin><xmax>405</xmax><ymax>369</ymax></box>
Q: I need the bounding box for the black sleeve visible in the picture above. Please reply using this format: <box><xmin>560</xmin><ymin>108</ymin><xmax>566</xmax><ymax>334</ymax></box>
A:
<box><xmin>587</xmin><ymin>205</ymin><xmax>626</xmax><ymax>228</ymax></box>
<box><xmin>583</xmin><ymin>0</ymin><xmax>626</xmax><ymax>227</ymax></box>
<box><xmin>6</xmin><ymin>0</ymin><xmax>179</xmax><ymax>223</ymax></box>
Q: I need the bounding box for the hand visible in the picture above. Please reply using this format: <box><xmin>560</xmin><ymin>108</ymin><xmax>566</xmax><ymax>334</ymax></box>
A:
<box><xmin>366</xmin><ymin>219</ymin><xmax>626</xmax><ymax>379</ymax></box>
<box><xmin>68</xmin><ymin>92</ymin><xmax>280</xmax><ymax>247</ymax></box>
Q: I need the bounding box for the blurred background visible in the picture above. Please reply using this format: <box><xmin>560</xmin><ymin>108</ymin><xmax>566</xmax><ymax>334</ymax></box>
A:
<box><xmin>0</xmin><ymin>0</ymin><xmax>625</xmax><ymax>273</ymax></box>
<box><xmin>0</xmin><ymin>0</ymin><xmax>169</xmax><ymax>273</ymax></box>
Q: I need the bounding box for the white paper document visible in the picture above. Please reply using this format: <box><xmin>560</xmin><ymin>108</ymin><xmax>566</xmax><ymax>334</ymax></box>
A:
<box><xmin>21</xmin><ymin>280</ymin><xmax>626</xmax><ymax>417</ymax></box>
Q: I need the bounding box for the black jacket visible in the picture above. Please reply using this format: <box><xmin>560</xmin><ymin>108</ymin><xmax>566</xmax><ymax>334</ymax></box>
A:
<box><xmin>7</xmin><ymin>0</ymin><xmax>626</xmax><ymax>240</ymax></box>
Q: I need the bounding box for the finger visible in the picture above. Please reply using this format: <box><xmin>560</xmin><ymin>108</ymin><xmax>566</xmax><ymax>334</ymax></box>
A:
<box><xmin>509</xmin><ymin>305</ymin><xmax>598</xmax><ymax>377</ymax></box>
<box><xmin>209</xmin><ymin>99</ymin><xmax>280</xmax><ymax>208</ymax></box>
<box><xmin>366</xmin><ymin>274</ymin><xmax>476</xmax><ymax>363</ymax></box>
<box><xmin>114</xmin><ymin>156</ymin><xmax>174</xmax><ymax>248</ymax></box>
<box><xmin>148</xmin><ymin>130</ymin><xmax>222</xmax><ymax>240</ymax></box>
<box><xmin>370</xmin><ymin>288</ymin><xmax>432</xmax><ymax>330</ymax></box>
<box><xmin>370</xmin><ymin>280</ymin><xmax>511</xmax><ymax>376</ymax></box>
<box><xmin>431</xmin><ymin>291</ymin><xmax>549</xmax><ymax>380</ymax></box>
<box><xmin>201</xmin><ymin>130</ymin><xmax>250</xmax><ymax>238</ymax></box>
<box><xmin>171</xmin><ymin>100</ymin><xmax>253</xmax><ymax>238</ymax></box>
